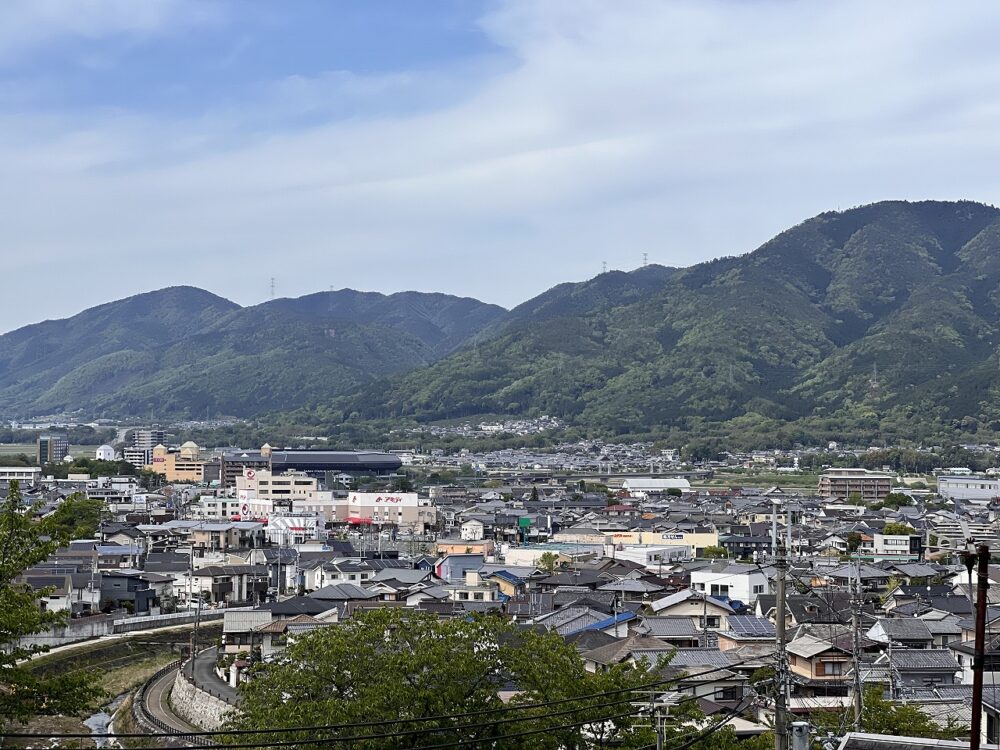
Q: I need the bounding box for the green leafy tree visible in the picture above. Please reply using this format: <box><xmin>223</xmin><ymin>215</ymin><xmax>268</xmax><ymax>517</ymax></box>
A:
<box><xmin>229</xmin><ymin>609</ymin><xmax>662</xmax><ymax>749</ymax></box>
<box><xmin>1</xmin><ymin>481</ymin><xmax>103</xmax><ymax>726</ymax></box>
<box><xmin>846</xmin><ymin>532</ymin><xmax>862</xmax><ymax>552</ymax></box>
<box><xmin>42</xmin><ymin>492</ymin><xmax>104</xmax><ymax>540</ymax></box>
<box><xmin>702</xmin><ymin>546</ymin><xmax>729</xmax><ymax>560</ymax></box>
<box><xmin>882</xmin><ymin>492</ymin><xmax>913</xmax><ymax>510</ymax></box>
<box><xmin>845</xmin><ymin>492</ymin><xmax>865</xmax><ymax>506</ymax></box>
<box><xmin>811</xmin><ymin>685</ymin><xmax>966</xmax><ymax>740</ymax></box>
<box><xmin>883</xmin><ymin>522</ymin><xmax>917</xmax><ymax>536</ymax></box>
<box><xmin>537</xmin><ymin>551</ymin><xmax>560</xmax><ymax>574</ymax></box>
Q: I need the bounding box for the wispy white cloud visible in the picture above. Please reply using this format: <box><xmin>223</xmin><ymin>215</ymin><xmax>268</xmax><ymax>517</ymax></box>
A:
<box><xmin>0</xmin><ymin>0</ymin><xmax>219</xmax><ymax>63</ymax></box>
<box><xmin>1</xmin><ymin>0</ymin><xmax>1000</xmax><ymax>328</ymax></box>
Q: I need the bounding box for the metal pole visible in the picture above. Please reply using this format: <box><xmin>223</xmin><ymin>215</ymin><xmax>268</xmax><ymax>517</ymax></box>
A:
<box><xmin>790</xmin><ymin>722</ymin><xmax>810</xmax><ymax>750</ymax></box>
<box><xmin>971</xmin><ymin>543</ymin><xmax>990</xmax><ymax>750</ymax></box>
<box><xmin>775</xmin><ymin>541</ymin><xmax>788</xmax><ymax>750</ymax></box>
<box><xmin>786</xmin><ymin>504</ymin><xmax>792</xmax><ymax>559</ymax></box>
<box><xmin>772</xmin><ymin>502</ymin><xmax>778</xmax><ymax>559</ymax></box>
<box><xmin>851</xmin><ymin>554</ymin><xmax>863</xmax><ymax>730</ymax></box>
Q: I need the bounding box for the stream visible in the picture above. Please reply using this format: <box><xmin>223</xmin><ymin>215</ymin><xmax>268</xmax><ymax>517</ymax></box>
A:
<box><xmin>82</xmin><ymin>693</ymin><xmax>126</xmax><ymax>748</ymax></box>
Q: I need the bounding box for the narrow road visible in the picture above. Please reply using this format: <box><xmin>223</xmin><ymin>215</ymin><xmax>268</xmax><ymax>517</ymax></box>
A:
<box><xmin>144</xmin><ymin>667</ymin><xmax>201</xmax><ymax>735</ymax></box>
<box><xmin>183</xmin><ymin>647</ymin><xmax>240</xmax><ymax>704</ymax></box>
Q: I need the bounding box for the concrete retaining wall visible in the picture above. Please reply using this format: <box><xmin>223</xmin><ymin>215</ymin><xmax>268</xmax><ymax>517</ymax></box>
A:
<box><xmin>18</xmin><ymin>615</ymin><xmax>115</xmax><ymax>649</ymax></box>
<box><xmin>170</xmin><ymin>671</ymin><xmax>233</xmax><ymax>731</ymax></box>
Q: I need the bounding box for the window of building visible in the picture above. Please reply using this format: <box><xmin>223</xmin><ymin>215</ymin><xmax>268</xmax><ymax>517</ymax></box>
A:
<box><xmin>716</xmin><ymin>686</ymin><xmax>741</xmax><ymax>701</ymax></box>
<box><xmin>710</xmin><ymin>584</ymin><xmax>730</xmax><ymax>597</ymax></box>
<box><xmin>822</xmin><ymin>661</ymin><xmax>843</xmax><ymax>676</ymax></box>
<box><xmin>752</xmin><ymin>584</ymin><xmax>765</xmax><ymax>594</ymax></box>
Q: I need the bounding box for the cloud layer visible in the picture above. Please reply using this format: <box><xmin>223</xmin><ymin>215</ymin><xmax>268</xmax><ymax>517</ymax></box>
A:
<box><xmin>2</xmin><ymin>0</ymin><xmax>1000</xmax><ymax>329</ymax></box>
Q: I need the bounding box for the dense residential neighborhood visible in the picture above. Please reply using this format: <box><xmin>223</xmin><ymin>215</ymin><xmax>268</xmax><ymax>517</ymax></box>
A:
<box><xmin>10</xmin><ymin>429</ymin><xmax>1000</xmax><ymax>748</ymax></box>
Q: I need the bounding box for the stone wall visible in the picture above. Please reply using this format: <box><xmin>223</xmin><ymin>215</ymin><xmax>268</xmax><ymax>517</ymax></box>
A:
<box><xmin>170</xmin><ymin>671</ymin><xmax>233</xmax><ymax>731</ymax></box>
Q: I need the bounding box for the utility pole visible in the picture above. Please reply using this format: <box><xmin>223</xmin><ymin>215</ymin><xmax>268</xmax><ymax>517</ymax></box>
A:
<box><xmin>771</xmin><ymin>500</ymin><xmax>779</xmax><ymax>559</ymax></box>
<box><xmin>790</xmin><ymin>722</ymin><xmax>811</xmax><ymax>750</ymax></box>
<box><xmin>851</xmin><ymin>554</ymin><xmax>863</xmax><ymax>730</ymax></box>
<box><xmin>971</xmin><ymin>543</ymin><xmax>990</xmax><ymax>750</ymax></box>
<box><xmin>775</xmin><ymin>540</ymin><xmax>789</xmax><ymax>750</ymax></box>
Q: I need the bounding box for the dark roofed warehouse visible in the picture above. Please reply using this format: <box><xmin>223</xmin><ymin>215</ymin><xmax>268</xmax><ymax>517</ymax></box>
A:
<box><xmin>269</xmin><ymin>450</ymin><xmax>402</xmax><ymax>475</ymax></box>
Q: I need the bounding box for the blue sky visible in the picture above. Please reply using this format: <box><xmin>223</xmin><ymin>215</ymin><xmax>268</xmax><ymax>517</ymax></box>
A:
<box><xmin>3</xmin><ymin>0</ymin><xmax>1000</xmax><ymax>329</ymax></box>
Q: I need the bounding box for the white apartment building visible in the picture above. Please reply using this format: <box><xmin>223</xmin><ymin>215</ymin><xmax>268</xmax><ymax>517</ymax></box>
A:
<box><xmin>236</xmin><ymin>469</ymin><xmax>318</xmax><ymax>506</ymax></box>
<box><xmin>689</xmin><ymin>562</ymin><xmax>770</xmax><ymax>605</ymax></box>
<box><xmin>0</xmin><ymin>466</ymin><xmax>42</xmax><ymax>484</ymax></box>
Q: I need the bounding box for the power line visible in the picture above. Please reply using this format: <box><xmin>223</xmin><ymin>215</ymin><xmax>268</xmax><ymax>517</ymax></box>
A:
<box><xmin>4</xmin><ymin>657</ymin><xmax>772</xmax><ymax>741</ymax></box>
<box><xmin>59</xmin><ymin>707</ymin><xmax>644</xmax><ymax>750</ymax></box>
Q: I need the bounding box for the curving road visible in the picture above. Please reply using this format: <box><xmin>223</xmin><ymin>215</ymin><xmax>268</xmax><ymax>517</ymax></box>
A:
<box><xmin>143</xmin><ymin>667</ymin><xmax>201</xmax><ymax>735</ymax></box>
<box><xmin>183</xmin><ymin>647</ymin><xmax>239</xmax><ymax>704</ymax></box>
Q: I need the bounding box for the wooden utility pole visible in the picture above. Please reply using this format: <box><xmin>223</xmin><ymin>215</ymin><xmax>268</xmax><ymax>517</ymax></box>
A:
<box><xmin>971</xmin><ymin>543</ymin><xmax>990</xmax><ymax>750</ymax></box>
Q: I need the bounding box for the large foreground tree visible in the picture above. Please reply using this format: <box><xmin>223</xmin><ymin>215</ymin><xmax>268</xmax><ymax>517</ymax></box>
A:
<box><xmin>0</xmin><ymin>481</ymin><xmax>104</xmax><ymax>726</ymax></box>
<box><xmin>230</xmin><ymin>608</ymin><xmax>770</xmax><ymax>749</ymax></box>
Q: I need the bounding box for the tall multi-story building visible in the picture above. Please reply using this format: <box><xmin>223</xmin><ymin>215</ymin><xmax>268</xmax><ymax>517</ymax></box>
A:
<box><xmin>122</xmin><ymin>447</ymin><xmax>149</xmax><ymax>468</ymax></box>
<box><xmin>125</xmin><ymin>428</ymin><xmax>165</xmax><ymax>467</ymax></box>
<box><xmin>37</xmin><ymin>434</ymin><xmax>69</xmax><ymax>465</ymax></box>
<box><xmin>817</xmin><ymin>468</ymin><xmax>892</xmax><ymax>502</ymax></box>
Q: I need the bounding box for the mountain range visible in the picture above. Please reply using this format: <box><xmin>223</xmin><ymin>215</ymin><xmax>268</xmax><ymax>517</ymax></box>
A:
<box><xmin>5</xmin><ymin>199</ymin><xmax>1000</xmax><ymax>445</ymax></box>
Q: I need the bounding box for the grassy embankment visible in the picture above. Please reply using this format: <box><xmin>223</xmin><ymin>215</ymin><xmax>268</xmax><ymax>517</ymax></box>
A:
<box><xmin>9</xmin><ymin>623</ymin><xmax>222</xmax><ymax>748</ymax></box>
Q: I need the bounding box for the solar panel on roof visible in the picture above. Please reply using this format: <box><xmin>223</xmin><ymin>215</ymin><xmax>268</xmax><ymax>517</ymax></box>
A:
<box><xmin>728</xmin><ymin>615</ymin><xmax>775</xmax><ymax>636</ymax></box>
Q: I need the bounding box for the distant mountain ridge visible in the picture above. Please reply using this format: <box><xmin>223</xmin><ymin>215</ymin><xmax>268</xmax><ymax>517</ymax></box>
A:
<box><xmin>6</xmin><ymin>199</ymin><xmax>1000</xmax><ymax>446</ymax></box>
<box><xmin>0</xmin><ymin>287</ymin><xmax>506</xmax><ymax>418</ymax></box>
<box><xmin>342</xmin><ymin>200</ymin><xmax>1000</xmax><ymax>445</ymax></box>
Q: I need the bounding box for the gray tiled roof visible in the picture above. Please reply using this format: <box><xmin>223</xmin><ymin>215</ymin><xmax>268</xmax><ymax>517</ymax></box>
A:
<box><xmin>636</xmin><ymin>617</ymin><xmax>701</xmax><ymax>637</ymax></box>
<box><xmin>886</xmin><ymin>649</ymin><xmax>959</xmax><ymax>671</ymax></box>
<box><xmin>669</xmin><ymin>648</ymin><xmax>731</xmax><ymax>668</ymax></box>
<box><xmin>876</xmin><ymin>618</ymin><xmax>933</xmax><ymax>640</ymax></box>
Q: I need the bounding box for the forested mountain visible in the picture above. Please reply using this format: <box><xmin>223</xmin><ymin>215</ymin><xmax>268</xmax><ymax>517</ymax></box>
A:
<box><xmin>343</xmin><ymin>200</ymin><xmax>1000</xmax><ymax>445</ymax></box>
<box><xmin>0</xmin><ymin>287</ymin><xmax>505</xmax><ymax>418</ymax></box>
<box><xmin>6</xmin><ymin>199</ymin><xmax>1000</xmax><ymax>446</ymax></box>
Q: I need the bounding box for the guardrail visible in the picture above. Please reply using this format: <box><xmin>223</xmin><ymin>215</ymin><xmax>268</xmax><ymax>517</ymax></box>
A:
<box><xmin>113</xmin><ymin>609</ymin><xmax>225</xmax><ymax>633</ymax></box>
<box><xmin>181</xmin><ymin>649</ymin><xmax>241</xmax><ymax>706</ymax></box>
<box><xmin>132</xmin><ymin>660</ymin><xmax>212</xmax><ymax>747</ymax></box>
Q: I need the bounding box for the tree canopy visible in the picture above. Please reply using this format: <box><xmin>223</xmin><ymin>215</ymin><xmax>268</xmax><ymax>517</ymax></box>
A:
<box><xmin>229</xmin><ymin>608</ymin><xmax>772</xmax><ymax>750</ymax></box>
<box><xmin>0</xmin><ymin>481</ymin><xmax>103</xmax><ymax>726</ymax></box>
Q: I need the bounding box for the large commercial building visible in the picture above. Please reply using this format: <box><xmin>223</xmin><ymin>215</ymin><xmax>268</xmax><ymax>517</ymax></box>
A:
<box><xmin>149</xmin><ymin>442</ymin><xmax>207</xmax><ymax>483</ymax></box>
<box><xmin>817</xmin><ymin>468</ymin><xmax>892</xmax><ymax>502</ymax></box>
<box><xmin>270</xmin><ymin>450</ymin><xmax>402</xmax><ymax>476</ymax></box>
<box><xmin>37</xmin><ymin>434</ymin><xmax>69</xmax><ymax>464</ymax></box>
<box><xmin>339</xmin><ymin>491</ymin><xmax>437</xmax><ymax>533</ymax></box>
<box><xmin>937</xmin><ymin>475</ymin><xmax>1000</xmax><ymax>503</ymax></box>
<box><xmin>220</xmin><ymin>445</ymin><xmax>402</xmax><ymax>487</ymax></box>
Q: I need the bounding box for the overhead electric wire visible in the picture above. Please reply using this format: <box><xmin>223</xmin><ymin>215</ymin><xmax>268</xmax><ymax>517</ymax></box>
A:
<box><xmin>43</xmin><ymin>707</ymin><xmax>643</xmax><ymax>750</ymax></box>
<box><xmin>4</xmin><ymin>654</ymin><xmax>774</xmax><ymax>742</ymax></box>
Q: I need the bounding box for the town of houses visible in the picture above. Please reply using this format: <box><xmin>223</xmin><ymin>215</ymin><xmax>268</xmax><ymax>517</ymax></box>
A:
<box><xmin>16</xmin><ymin>429</ymin><xmax>1000</xmax><ymax>746</ymax></box>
